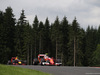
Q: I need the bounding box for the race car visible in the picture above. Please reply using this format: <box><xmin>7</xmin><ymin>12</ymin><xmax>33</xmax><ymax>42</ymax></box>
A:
<box><xmin>33</xmin><ymin>54</ymin><xmax>62</xmax><ymax>66</ymax></box>
<box><xmin>7</xmin><ymin>57</ymin><xmax>26</xmax><ymax>65</ymax></box>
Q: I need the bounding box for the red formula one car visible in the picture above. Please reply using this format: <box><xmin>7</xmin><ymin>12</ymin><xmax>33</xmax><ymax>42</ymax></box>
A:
<box><xmin>33</xmin><ymin>54</ymin><xmax>62</xmax><ymax>66</ymax></box>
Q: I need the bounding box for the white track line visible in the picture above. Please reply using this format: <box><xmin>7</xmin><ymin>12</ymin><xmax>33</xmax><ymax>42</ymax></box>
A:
<box><xmin>86</xmin><ymin>73</ymin><xmax>100</xmax><ymax>75</ymax></box>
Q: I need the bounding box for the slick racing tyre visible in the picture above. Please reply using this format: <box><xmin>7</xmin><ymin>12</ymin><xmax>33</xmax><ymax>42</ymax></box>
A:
<box><xmin>33</xmin><ymin>58</ymin><xmax>39</xmax><ymax>65</ymax></box>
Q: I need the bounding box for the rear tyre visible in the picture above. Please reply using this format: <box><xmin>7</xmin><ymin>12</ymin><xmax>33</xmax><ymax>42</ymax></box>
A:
<box><xmin>22</xmin><ymin>60</ymin><xmax>27</xmax><ymax>65</ymax></box>
<box><xmin>33</xmin><ymin>58</ymin><xmax>39</xmax><ymax>65</ymax></box>
<box><xmin>7</xmin><ymin>60</ymin><xmax>11</xmax><ymax>65</ymax></box>
<box><xmin>56</xmin><ymin>59</ymin><xmax>62</xmax><ymax>66</ymax></box>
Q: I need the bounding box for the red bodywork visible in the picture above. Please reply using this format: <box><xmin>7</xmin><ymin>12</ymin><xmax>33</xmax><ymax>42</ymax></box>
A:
<box><xmin>38</xmin><ymin>54</ymin><xmax>61</xmax><ymax>66</ymax></box>
<box><xmin>38</xmin><ymin>54</ymin><xmax>48</xmax><ymax>62</ymax></box>
<box><xmin>47</xmin><ymin>58</ymin><xmax>55</xmax><ymax>65</ymax></box>
<box><xmin>11</xmin><ymin>57</ymin><xmax>22</xmax><ymax>65</ymax></box>
<box><xmin>11</xmin><ymin>57</ymin><xmax>17</xmax><ymax>63</ymax></box>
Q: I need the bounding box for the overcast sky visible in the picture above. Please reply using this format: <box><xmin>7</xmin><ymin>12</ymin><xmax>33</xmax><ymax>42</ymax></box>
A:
<box><xmin>0</xmin><ymin>0</ymin><xmax>100</xmax><ymax>29</ymax></box>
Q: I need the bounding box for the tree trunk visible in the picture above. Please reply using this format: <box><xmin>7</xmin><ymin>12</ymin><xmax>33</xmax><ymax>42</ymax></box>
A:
<box><xmin>56</xmin><ymin>39</ymin><xmax>58</xmax><ymax>60</ymax></box>
<box><xmin>74</xmin><ymin>36</ymin><xmax>76</xmax><ymax>67</ymax></box>
<box><xmin>27</xmin><ymin>44</ymin><xmax>29</xmax><ymax>65</ymax></box>
<box><xmin>30</xmin><ymin>44</ymin><xmax>32</xmax><ymax>65</ymax></box>
<box><xmin>61</xmin><ymin>52</ymin><xmax>63</xmax><ymax>65</ymax></box>
<box><xmin>39</xmin><ymin>34</ymin><xmax>41</xmax><ymax>54</ymax></box>
<box><xmin>35</xmin><ymin>33</ymin><xmax>36</xmax><ymax>58</ymax></box>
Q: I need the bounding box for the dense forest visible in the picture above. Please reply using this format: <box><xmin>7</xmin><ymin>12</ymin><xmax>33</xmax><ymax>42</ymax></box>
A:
<box><xmin>0</xmin><ymin>7</ymin><xmax>100</xmax><ymax>66</ymax></box>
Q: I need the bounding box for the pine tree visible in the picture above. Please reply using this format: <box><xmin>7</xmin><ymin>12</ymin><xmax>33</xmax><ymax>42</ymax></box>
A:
<box><xmin>15</xmin><ymin>10</ymin><xmax>27</xmax><ymax>60</ymax></box>
<box><xmin>68</xmin><ymin>17</ymin><xmax>83</xmax><ymax>66</ymax></box>
<box><xmin>97</xmin><ymin>26</ymin><xmax>100</xmax><ymax>44</ymax></box>
<box><xmin>0</xmin><ymin>11</ymin><xmax>4</xmax><ymax>24</ymax></box>
<box><xmin>0</xmin><ymin>11</ymin><xmax>4</xmax><ymax>63</ymax></box>
<box><xmin>51</xmin><ymin>16</ymin><xmax>61</xmax><ymax>59</ymax></box>
<box><xmin>44</xmin><ymin>18</ymin><xmax>51</xmax><ymax>56</ymax></box>
<box><xmin>85</xmin><ymin>26</ymin><xmax>97</xmax><ymax>66</ymax></box>
<box><xmin>60</xmin><ymin>17</ymin><xmax>69</xmax><ymax>65</ymax></box>
<box><xmin>79</xmin><ymin>28</ymin><xmax>86</xmax><ymax>66</ymax></box>
<box><xmin>23</xmin><ymin>23</ymin><xmax>32</xmax><ymax>65</ymax></box>
<box><xmin>32</xmin><ymin>15</ymin><xmax>39</xmax><ymax>58</ymax></box>
<box><xmin>92</xmin><ymin>44</ymin><xmax>100</xmax><ymax>66</ymax></box>
<box><xmin>38</xmin><ymin>21</ymin><xmax>44</xmax><ymax>54</ymax></box>
<box><xmin>2</xmin><ymin>7</ymin><xmax>15</xmax><ymax>63</ymax></box>
<box><xmin>72</xmin><ymin>17</ymin><xmax>78</xmax><ymax>66</ymax></box>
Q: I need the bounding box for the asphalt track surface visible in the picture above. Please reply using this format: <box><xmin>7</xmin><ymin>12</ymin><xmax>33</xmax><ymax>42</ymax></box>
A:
<box><xmin>13</xmin><ymin>65</ymin><xmax>100</xmax><ymax>75</ymax></box>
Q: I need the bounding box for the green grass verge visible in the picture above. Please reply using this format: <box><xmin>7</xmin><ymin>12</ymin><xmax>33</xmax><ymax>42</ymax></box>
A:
<box><xmin>0</xmin><ymin>64</ymin><xmax>51</xmax><ymax>75</ymax></box>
